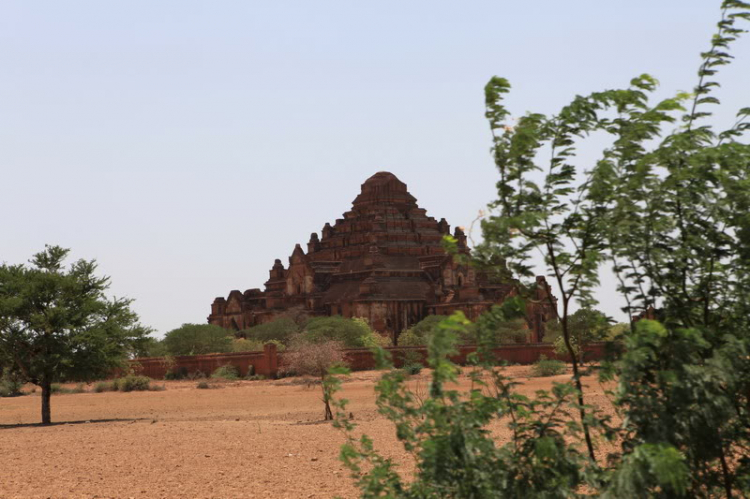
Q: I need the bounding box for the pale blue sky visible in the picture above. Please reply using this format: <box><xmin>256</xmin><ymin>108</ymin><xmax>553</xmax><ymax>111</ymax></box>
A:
<box><xmin>2</xmin><ymin>1</ymin><xmax>748</xmax><ymax>335</ymax></box>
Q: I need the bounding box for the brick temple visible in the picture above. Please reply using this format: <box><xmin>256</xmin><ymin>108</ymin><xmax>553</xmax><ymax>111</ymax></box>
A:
<box><xmin>208</xmin><ymin>172</ymin><xmax>556</xmax><ymax>343</ymax></box>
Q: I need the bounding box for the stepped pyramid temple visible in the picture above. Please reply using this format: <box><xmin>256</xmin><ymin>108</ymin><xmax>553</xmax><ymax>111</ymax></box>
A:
<box><xmin>209</xmin><ymin>172</ymin><xmax>556</xmax><ymax>343</ymax></box>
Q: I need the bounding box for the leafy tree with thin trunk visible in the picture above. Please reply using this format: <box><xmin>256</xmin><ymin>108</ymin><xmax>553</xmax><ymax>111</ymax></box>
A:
<box><xmin>0</xmin><ymin>246</ymin><xmax>150</xmax><ymax>424</ymax></box>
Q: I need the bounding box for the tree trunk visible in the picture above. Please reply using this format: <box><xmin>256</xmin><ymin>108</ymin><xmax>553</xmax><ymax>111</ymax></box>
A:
<box><xmin>324</xmin><ymin>399</ymin><xmax>333</xmax><ymax>421</ymax></box>
<box><xmin>322</xmin><ymin>375</ymin><xmax>333</xmax><ymax>421</ymax></box>
<box><xmin>41</xmin><ymin>380</ymin><xmax>52</xmax><ymax>425</ymax></box>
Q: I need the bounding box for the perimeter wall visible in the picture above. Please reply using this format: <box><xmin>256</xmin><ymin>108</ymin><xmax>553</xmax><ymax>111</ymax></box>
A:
<box><xmin>131</xmin><ymin>342</ymin><xmax>606</xmax><ymax>379</ymax></box>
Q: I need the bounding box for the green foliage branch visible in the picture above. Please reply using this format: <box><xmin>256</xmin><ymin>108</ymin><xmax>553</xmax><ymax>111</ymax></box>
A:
<box><xmin>329</xmin><ymin>1</ymin><xmax>750</xmax><ymax>496</ymax></box>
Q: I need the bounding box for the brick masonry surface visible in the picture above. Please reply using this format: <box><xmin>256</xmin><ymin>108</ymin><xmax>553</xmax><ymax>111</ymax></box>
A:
<box><xmin>131</xmin><ymin>342</ymin><xmax>606</xmax><ymax>380</ymax></box>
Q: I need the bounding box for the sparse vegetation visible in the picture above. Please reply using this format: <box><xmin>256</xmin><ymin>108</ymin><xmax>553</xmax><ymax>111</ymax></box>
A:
<box><xmin>530</xmin><ymin>355</ymin><xmax>566</xmax><ymax>377</ymax></box>
<box><xmin>402</xmin><ymin>363</ymin><xmax>422</xmax><ymax>376</ymax></box>
<box><xmin>115</xmin><ymin>375</ymin><xmax>153</xmax><ymax>392</ymax></box>
<box><xmin>164</xmin><ymin>366</ymin><xmax>188</xmax><ymax>380</ymax></box>
<box><xmin>399</xmin><ymin>350</ymin><xmax>424</xmax><ymax>375</ymax></box>
<box><xmin>211</xmin><ymin>365</ymin><xmax>239</xmax><ymax>380</ymax></box>
<box><xmin>94</xmin><ymin>381</ymin><xmax>115</xmax><ymax>393</ymax></box>
<box><xmin>50</xmin><ymin>383</ymin><xmax>73</xmax><ymax>394</ymax></box>
<box><xmin>231</xmin><ymin>338</ymin><xmax>265</xmax><ymax>352</ymax></box>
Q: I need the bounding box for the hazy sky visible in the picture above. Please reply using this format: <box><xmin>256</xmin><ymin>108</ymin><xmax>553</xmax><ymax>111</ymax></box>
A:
<box><xmin>2</xmin><ymin>1</ymin><xmax>749</xmax><ymax>336</ymax></box>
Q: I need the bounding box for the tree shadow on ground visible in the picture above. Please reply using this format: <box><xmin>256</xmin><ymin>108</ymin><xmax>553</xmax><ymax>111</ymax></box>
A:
<box><xmin>0</xmin><ymin>418</ymin><xmax>148</xmax><ymax>429</ymax></box>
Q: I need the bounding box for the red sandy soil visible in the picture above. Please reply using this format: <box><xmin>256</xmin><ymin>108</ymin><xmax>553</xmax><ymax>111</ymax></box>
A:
<box><xmin>0</xmin><ymin>366</ymin><xmax>617</xmax><ymax>499</ymax></box>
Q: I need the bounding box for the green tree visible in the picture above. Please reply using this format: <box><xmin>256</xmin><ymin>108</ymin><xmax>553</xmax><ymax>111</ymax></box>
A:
<box><xmin>469</xmin><ymin>302</ymin><xmax>531</xmax><ymax>346</ymax></box>
<box><xmin>304</xmin><ymin>315</ymin><xmax>375</xmax><ymax>348</ymax></box>
<box><xmin>545</xmin><ymin>308</ymin><xmax>611</xmax><ymax>361</ymax></box>
<box><xmin>0</xmin><ymin>246</ymin><xmax>150</xmax><ymax>424</ymax></box>
<box><xmin>131</xmin><ymin>335</ymin><xmax>166</xmax><ymax>358</ymax></box>
<box><xmin>162</xmin><ymin>323</ymin><xmax>232</xmax><ymax>356</ymax></box>
<box><xmin>241</xmin><ymin>316</ymin><xmax>301</xmax><ymax>345</ymax></box>
<box><xmin>593</xmin><ymin>2</ymin><xmax>750</xmax><ymax>493</ymax></box>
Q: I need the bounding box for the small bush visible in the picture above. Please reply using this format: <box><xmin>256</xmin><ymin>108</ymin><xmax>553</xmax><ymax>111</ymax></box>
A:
<box><xmin>246</xmin><ymin>374</ymin><xmax>266</xmax><ymax>381</ymax></box>
<box><xmin>398</xmin><ymin>330</ymin><xmax>425</xmax><ymax>346</ymax></box>
<box><xmin>187</xmin><ymin>370</ymin><xmax>206</xmax><ymax>381</ymax></box>
<box><xmin>51</xmin><ymin>383</ymin><xmax>75</xmax><ymax>394</ymax></box>
<box><xmin>165</xmin><ymin>366</ymin><xmax>188</xmax><ymax>380</ymax></box>
<box><xmin>115</xmin><ymin>375</ymin><xmax>152</xmax><ymax>392</ymax></box>
<box><xmin>196</xmin><ymin>380</ymin><xmax>211</xmax><ymax>389</ymax></box>
<box><xmin>71</xmin><ymin>383</ymin><xmax>86</xmax><ymax>394</ymax></box>
<box><xmin>232</xmin><ymin>338</ymin><xmax>264</xmax><ymax>352</ymax></box>
<box><xmin>211</xmin><ymin>364</ymin><xmax>239</xmax><ymax>380</ymax></box>
<box><xmin>403</xmin><ymin>363</ymin><xmax>423</xmax><ymax>375</ymax></box>
<box><xmin>94</xmin><ymin>381</ymin><xmax>116</xmax><ymax>393</ymax></box>
<box><xmin>531</xmin><ymin>355</ymin><xmax>566</xmax><ymax>377</ymax></box>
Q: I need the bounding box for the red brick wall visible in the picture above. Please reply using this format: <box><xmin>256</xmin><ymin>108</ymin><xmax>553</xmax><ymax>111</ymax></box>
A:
<box><xmin>340</xmin><ymin>342</ymin><xmax>607</xmax><ymax>371</ymax></box>
<box><xmin>131</xmin><ymin>344</ymin><xmax>278</xmax><ymax>379</ymax></box>
<box><xmin>131</xmin><ymin>343</ymin><xmax>605</xmax><ymax>380</ymax></box>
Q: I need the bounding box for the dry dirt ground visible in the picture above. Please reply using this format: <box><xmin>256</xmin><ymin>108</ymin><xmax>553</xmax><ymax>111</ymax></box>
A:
<box><xmin>0</xmin><ymin>366</ymin><xmax>616</xmax><ymax>499</ymax></box>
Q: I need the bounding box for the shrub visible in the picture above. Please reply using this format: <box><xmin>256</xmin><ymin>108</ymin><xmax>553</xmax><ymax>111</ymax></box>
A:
<box><xmin>160</xmin><ymin>355</ymin><xmax>177</xmax><ymax>376</ymax></box>
<box><xmin>51</xmin><ymin>383</ymin><xmax>73</xmax><ymax>394</ymax></box>
<box><xmin>403</xmin><ymin>363</ymin><xmax>423</xmax><ymax>375</ymax></box>
<box><xmin>264</xmin><ymin>339</ymin><xmax>286</xmax><ymax>352</ymax></box>
<box><xmin>282</xmin><ymin>337</ymin><xmax>347</xmax><ymax>420</ymax></box>
<box><xmin>71</xmin><ymin>383</ymin><xmax>86</xmax><ymax>394</ymax></box>
<box><xmin>211</xmin><ymin>364</ymin><xmax>239</xmax><ymax>380</ymax></box>
<box><xmin>246</xmin><ymin>374</ymin><xmax>266</xmax><ymax>381</ymax></box>
<box><xmin>531</xmin><ymin>355</ymin><xmax>566</xmax><ymax>377</ymax></box>
<box><xmin>196</xmin><ymin>380</ymin><xmax>211</xmax><ymax>389</ymax></box>
<box><xmin>398</xmin><ymin>316</ymin><xmax>444</xmax><ymax>346</ymax></box>
<box><xmin>115</xmin><ymin>375</ymin><xmax>152</xmax><ymax>392</ymax></box>
<box><xmin>397</xmin><ymin>329</ymin><xmax>424</xmax><ymax>346</ymax></box>
<box><xmin>94</xmin><ymin>381</ymin><xmax>116</xmax><ymax>393</ymax></box>
<box><xmin>165</xmin><ymin>366</ymin><xmax>188</xmax><ymax>380</ymax></box>
<box><xmin>362</xmin><ymin>332</ymin><xmax>392</xmax><ymax>348</ymax></box>
<box><xmin>0</xmin><ymin>368</ymin><xmax>25</xmax><ymax>397</ymax></box>
<box><xmin>468</xmin><ymin>308</ymin><xmax>530</xmax><ymax>346</ymax></box>
<box><xmin>231</xmin><ymin>338</ymin><xmax>264</xmax><ymax>352</ymax></box>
